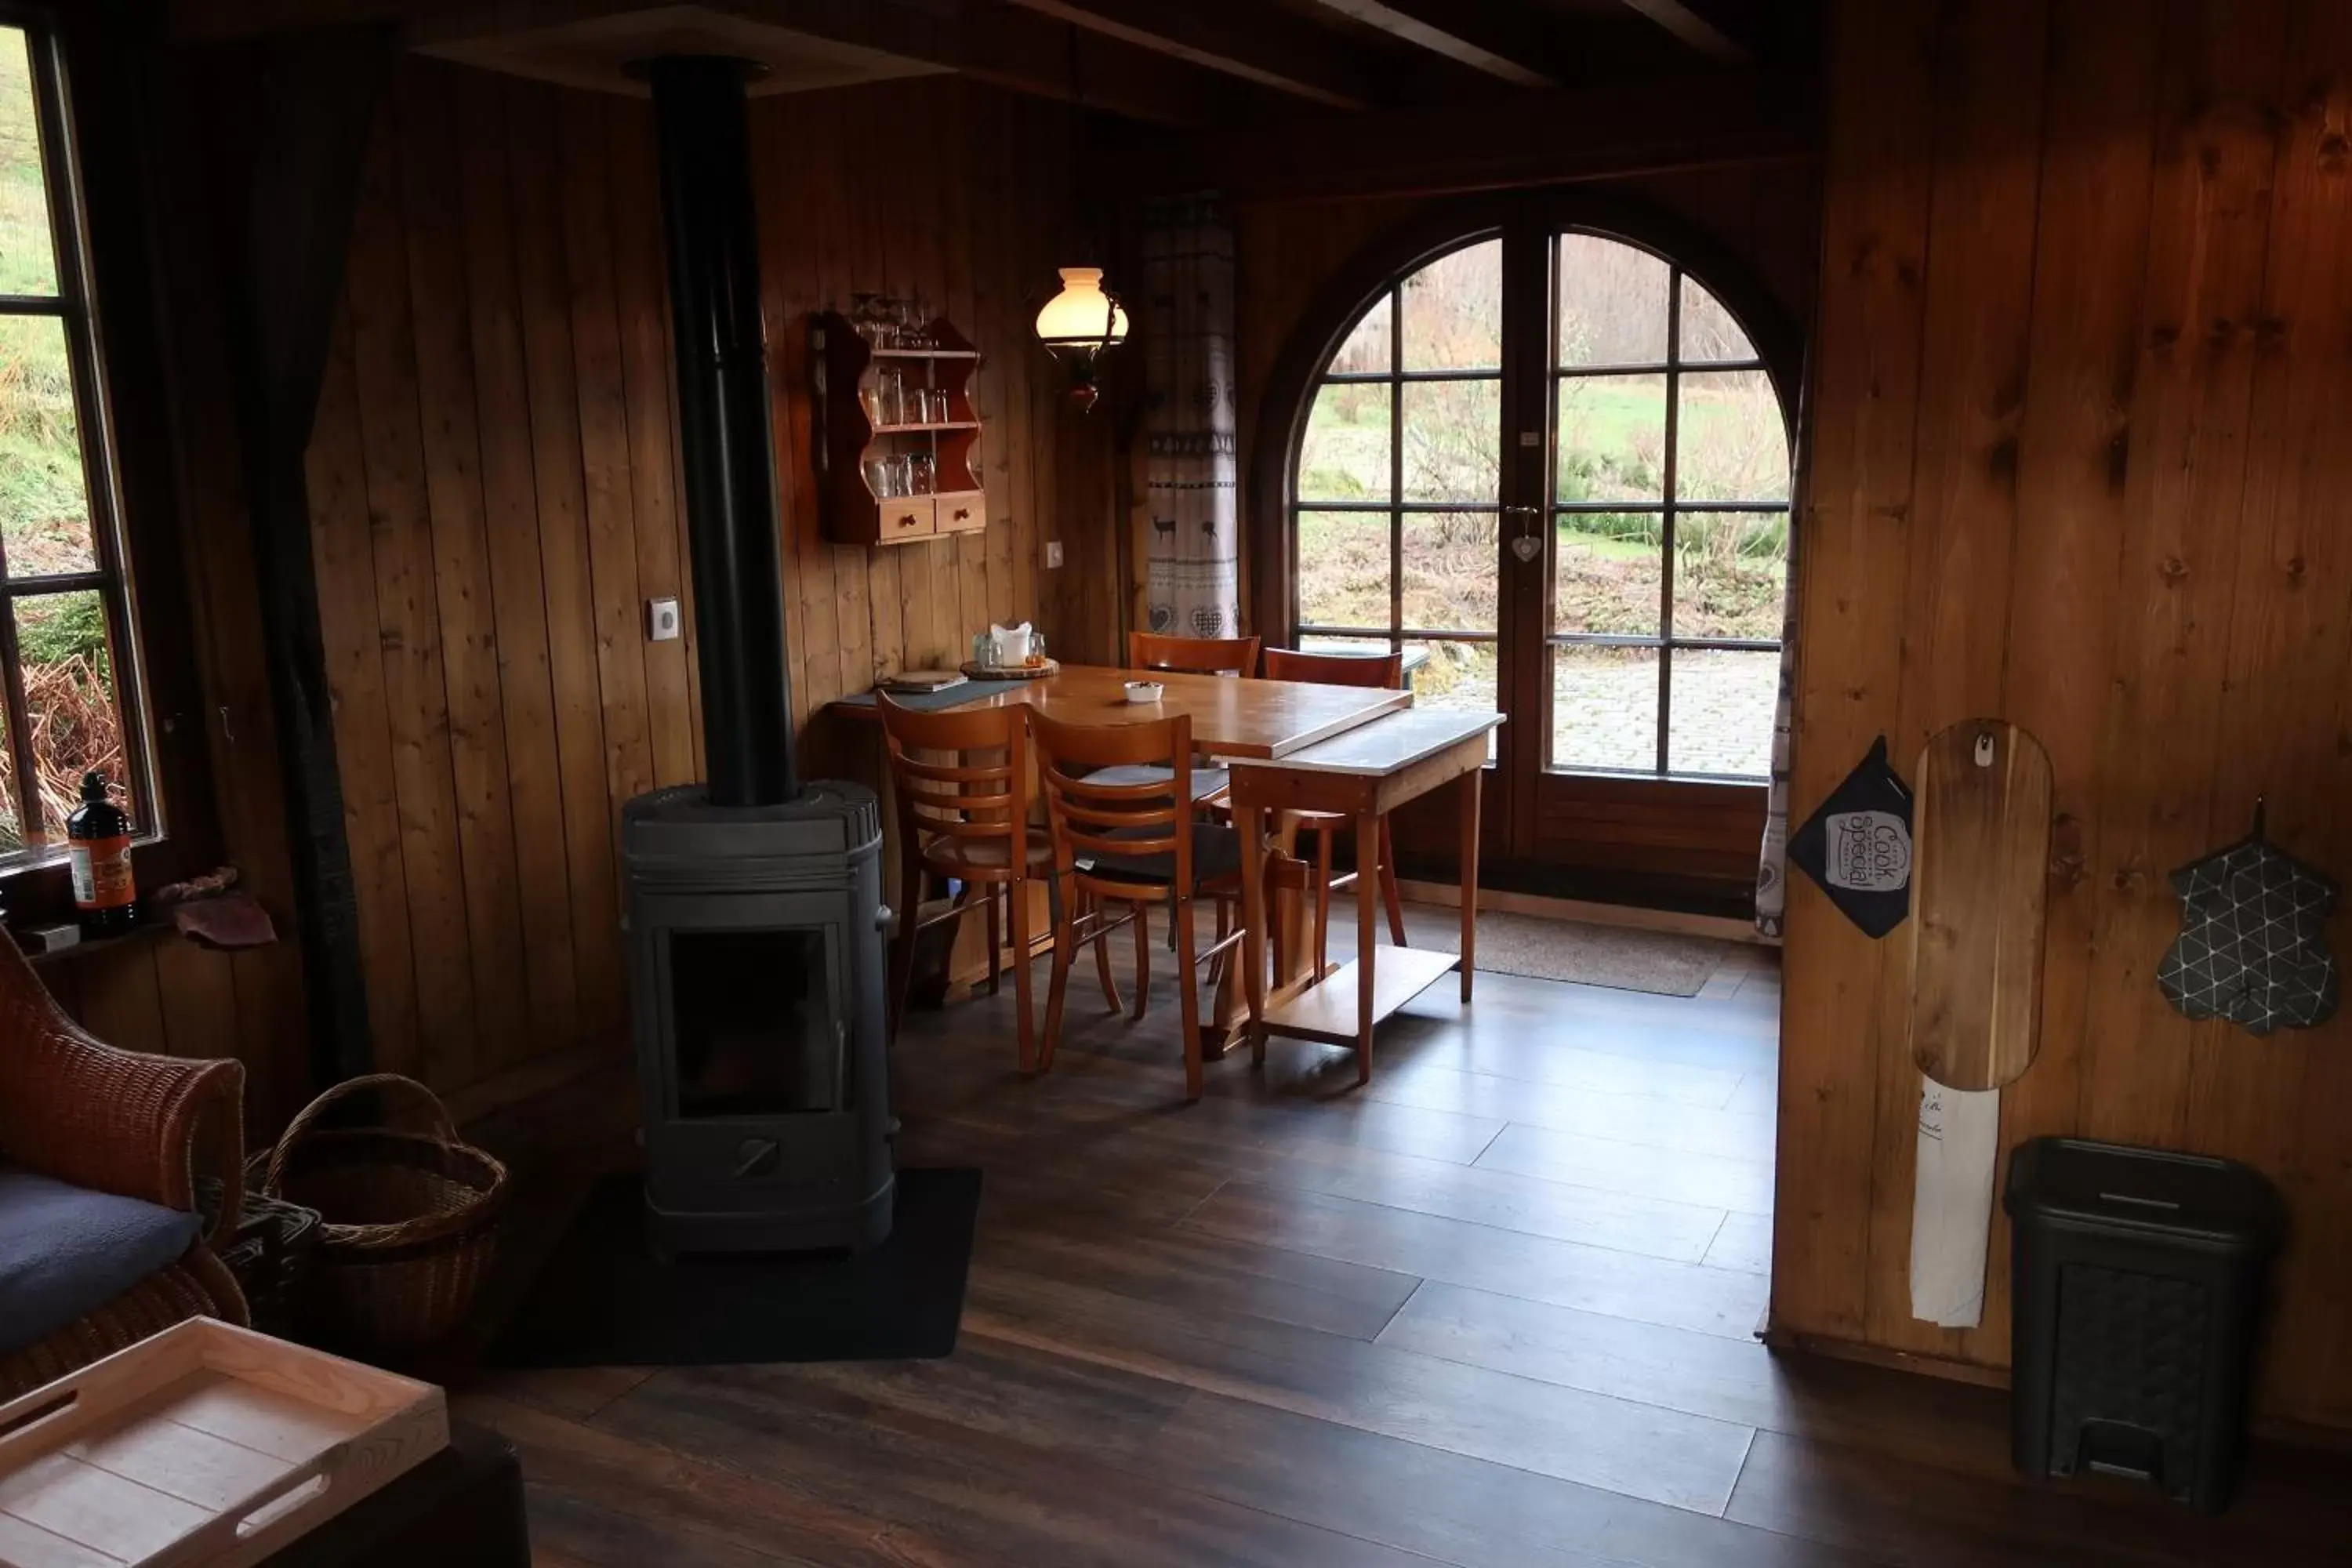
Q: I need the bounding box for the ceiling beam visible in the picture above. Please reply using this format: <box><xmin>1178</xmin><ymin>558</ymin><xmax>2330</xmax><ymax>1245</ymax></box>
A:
<box><xmin>169</xmin><ymin>0</ymin><xmax>1249</xmax><ymax>125</ymax></box>
<box><xmin>1002</xmin><ymin>0</ymin><xmax>1383</xmax><ymax>111</ymax></box>
<box><xmin>1612</xmin><ymin>0</ymin><xmax>1751</xmax><ymax>64</ymax></box>
<box><xmin>1305</xmin><ymin>0</ymin><xmax>1558</xmax><ymax>90</ymax></box>
<box><xmin>1101</xmin><ymin>66</ymin><xmax>1810</xmax><ymax>204</ymax></box>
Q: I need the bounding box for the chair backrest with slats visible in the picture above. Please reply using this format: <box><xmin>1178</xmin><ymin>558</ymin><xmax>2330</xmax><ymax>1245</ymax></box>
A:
<box><xmin>1261</xmin><ymin>647</ymin><xmax>1405</xmax><ymax>690</ymax></box>
<box><xmin>877</xmin><ymin>694</ymin><xmax>1030</xmax><ymax>866</ymax></box>
<box><xmin>1029</xmin><ymin>708</ymin><xmax>1195</xmax><ymax>898</ymax></box>
<box><xmin>1127</xmin><ymin>631</ymin><xmax>1261</xmax><ymax>678</ymax></box>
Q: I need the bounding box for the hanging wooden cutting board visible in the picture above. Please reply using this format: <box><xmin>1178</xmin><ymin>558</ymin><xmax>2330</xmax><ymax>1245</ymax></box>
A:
<box><xmin>1907</xmin><ymin>718</ymin><xmax>2053</xmax><ymax>1092</ymax></box>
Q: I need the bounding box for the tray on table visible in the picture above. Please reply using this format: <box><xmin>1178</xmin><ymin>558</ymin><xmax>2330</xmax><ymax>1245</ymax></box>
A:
<box><xmin>0</xmin><ymin>1318</ymin><xmax>447</xmax><ymax>1568</ymax></box>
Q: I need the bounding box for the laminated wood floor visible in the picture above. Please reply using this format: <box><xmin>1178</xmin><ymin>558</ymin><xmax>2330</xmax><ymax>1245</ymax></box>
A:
<box><xmin>452</xmin><ymin>921</ymin><xmax>2352</xmax><ymax>1567</ymax></box>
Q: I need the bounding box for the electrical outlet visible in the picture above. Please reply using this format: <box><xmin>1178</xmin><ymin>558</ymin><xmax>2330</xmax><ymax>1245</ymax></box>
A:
<box><xmin>1046</xmin><ymin>541</ymin><xmax>1065</xmax><ymax>569</ymax></box>
<box><xmin>646</xmin><ymin>597</ymin><xmax>682</xmax><ymax>641</ymax></box>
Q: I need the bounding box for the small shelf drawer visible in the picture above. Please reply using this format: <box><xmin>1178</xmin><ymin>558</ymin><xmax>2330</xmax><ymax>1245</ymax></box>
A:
<box><xmin>881</xmin><ymin>497</ymin><xmax>935</xmax><ymax>539</ymax></box>
<box><xmin>935</xmin><ymin>490</ymin><xmax>987</xmax><ymax>535</ymax></box>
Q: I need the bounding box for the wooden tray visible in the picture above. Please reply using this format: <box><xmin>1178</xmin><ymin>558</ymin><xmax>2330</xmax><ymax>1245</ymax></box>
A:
<box><xmin>0</xmin><ymin>1318</ymin><xmax>447</xmax><ymax>1568</ymax></box>
<box><xmin>960</xmin><ymin>658</ymin><xmax>1058</xmax><ymax>681</ymax></box>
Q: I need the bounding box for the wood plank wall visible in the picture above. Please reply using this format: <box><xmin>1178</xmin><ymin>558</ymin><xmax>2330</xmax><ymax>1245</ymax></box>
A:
<box><xmin>303</xmin><ymin>58</ymin><xmax>1120</xmax><ymax>1105</ymax></box>
<box><xmin>1778</xmin><ymin>0</ymin><xmax>2352</xmax><ymax>1427</ymax></box>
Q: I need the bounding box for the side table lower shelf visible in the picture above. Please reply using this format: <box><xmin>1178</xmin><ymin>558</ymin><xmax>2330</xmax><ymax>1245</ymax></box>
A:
<box><xmin>1258</xmin><ymin>947</ymin><xmax>1460</xmax><ymax>1045</ymax></box>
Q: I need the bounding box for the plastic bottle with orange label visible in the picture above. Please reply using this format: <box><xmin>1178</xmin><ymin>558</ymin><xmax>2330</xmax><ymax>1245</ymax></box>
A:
<box><xmin>67</xmin><ymin>770</ymin><xmax>139</xmax><ymax>938</ymax></box>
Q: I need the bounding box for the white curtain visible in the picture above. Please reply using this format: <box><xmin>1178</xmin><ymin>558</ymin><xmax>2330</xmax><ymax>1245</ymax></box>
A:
<box><xmin>1141</xmin><ymin>194</ymin><xmax>1240</xmax><ymax>637</ymax></box>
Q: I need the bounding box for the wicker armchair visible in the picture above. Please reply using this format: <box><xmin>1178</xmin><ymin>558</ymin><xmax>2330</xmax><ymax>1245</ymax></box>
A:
<box><xmin>0</xmin><ymin>932</ymin><xmax>249</xmax><ymax>1400</ymax></box>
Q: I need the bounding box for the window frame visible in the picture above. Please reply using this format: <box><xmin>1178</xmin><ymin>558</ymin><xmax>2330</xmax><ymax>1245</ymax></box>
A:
<box><xmin>1542</xmin><ymin>232</ymin><xmax>1791</xmax><ymax>782</ymax></box>
<box><xmin>1264</xmin><ymin>193</ymin><xmax>1800</xmax><ymax>790</ymax></box>
<box><xmin>0</xmin><ymin>11</ymin><xmax>159</xmax><ymax>862</ymax></box>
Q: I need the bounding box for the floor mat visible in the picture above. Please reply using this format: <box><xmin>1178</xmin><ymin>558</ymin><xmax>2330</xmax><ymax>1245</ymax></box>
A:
<box><xmin>485</xmin><ymin>1167</ymin><xmax>979</xmax><ymax>1367</ymax></box>
<box><xmin>1407</xmin><ymin>907</ymin><xmax>1735</xmax><ymax>996</ymax></box>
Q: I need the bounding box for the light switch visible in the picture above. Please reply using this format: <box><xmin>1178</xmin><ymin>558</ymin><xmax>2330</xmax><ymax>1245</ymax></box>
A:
<box><xmin>646</xmin><ymin>597</ymin><xmax>682</xmax><ymax>641</ymax></box>
<box><xmin>1046</xmin><ymin>541</ymin><xmax>1065</xmax><ymax>569</ymax></box>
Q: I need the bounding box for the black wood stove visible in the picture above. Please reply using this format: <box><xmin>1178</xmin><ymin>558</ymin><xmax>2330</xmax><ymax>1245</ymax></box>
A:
<box><xmin>622</xmin><ymin>55</ymin><xmax>892</xmax><ymax>1254</ymax></box>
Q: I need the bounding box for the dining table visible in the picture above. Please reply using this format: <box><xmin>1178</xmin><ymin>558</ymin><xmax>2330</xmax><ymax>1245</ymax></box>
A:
<box><xmin>832</xmin><ymin>662</ymin><xmax>1501</xmax><ymax>1079</ymax></box>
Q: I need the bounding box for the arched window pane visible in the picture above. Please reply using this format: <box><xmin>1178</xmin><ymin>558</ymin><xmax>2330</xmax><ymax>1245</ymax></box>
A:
<box><xmin>1557</xmin><ymin>234</ymin><xmax>1668</xmax><ymax>368</ymax></box>
<box><xmin>1679</xmin><ymin>277</ymin><xmax>1755</xmax><ymax>364</ymax></box>
<box><xmin>1401</xmin><ymin>238</ymin><xmax>1501</xmax><ymax>372</ymax></box>
<box><xmin>1298</xmin><ymin>383</ymin><xmax>1390</xmax><ymax>503</ymax></box>
<box><xmin>1676</xmin><ymin>371</ymin><xmax>1788</xmax><ymax>503</ymax></box>
<box><xmin>1673</xmin><ymin>511</ymin><xmax>1788</xmax><ymax>639</ymax></box>
<box><xmin>1555</xmin><ymin>514</ymin><xmax>1661</xmax><ymax>637</ymax></box>
<box><xmin>1401</xmin><ymin>379</ymin><xmax>1500</xmax><ymax>504</ymax></box>
<box><xmin>1403</xmin><ymin>511</ymin><xmax>1497</xmax><ymax>633</ymax></box>
<box><xmin>1555</xmin><ymin>373</ymin><xmax>1665</xmax><ymax>503</ymax></box>
<box><xmin>1297</xmin><ymin>510</ymin><xmax>1389</xmax><ymax>628</ymax></box>
<box><xmin>1329</xmin><ymin>292</ymin><xmax>1392</xmax><ymax>376</ymax></box>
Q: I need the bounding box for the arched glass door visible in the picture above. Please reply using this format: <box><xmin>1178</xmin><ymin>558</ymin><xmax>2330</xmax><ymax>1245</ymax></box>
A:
<box><xmin>1286</xmin><ymin>212</ymin><xmax>1792</xmax><ymax>879</ymax></box>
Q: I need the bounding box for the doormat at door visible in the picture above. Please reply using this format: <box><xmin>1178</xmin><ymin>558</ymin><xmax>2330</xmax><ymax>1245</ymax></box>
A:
<box><xmin>1409</xmin><ymin>908</ymin><xmax>1734</xmax><ymax>996</ymax></box>
<box><xmin>485</xmin><ymin>1166</ymin><xmax>980</xmax><ymax>1367</ymax></box>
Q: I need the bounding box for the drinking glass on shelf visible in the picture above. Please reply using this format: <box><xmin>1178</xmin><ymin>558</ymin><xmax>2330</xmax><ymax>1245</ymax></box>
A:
<box><xmin>849</xmin><ymin>292</ymin><xmax>883</xmax><ymax>344</ymax></box>
<box><xmin>906</xmin><ymin>452</ymin><xmax>936</xmax><ymax>495</ymax></box>
<box><xmin>878</xmin><ymin>368</ymin><xmax>907</xmax><ymax>426</ymax></box>
<box><xmin>864</xmin><ymin>456</ymin><xmax>898</xmax><ymax>499</ymax></box>
<box><xmin>858</xmin><ymin>374</ymin><xmax>884</xmax><ymax>426</ymax></box>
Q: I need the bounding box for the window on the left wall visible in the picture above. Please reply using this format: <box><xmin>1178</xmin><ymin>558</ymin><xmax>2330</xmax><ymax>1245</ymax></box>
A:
<box><xmin>0</xmin><ymin>18</ymin><xmax>151</xmax><ymax>860</ymax></box>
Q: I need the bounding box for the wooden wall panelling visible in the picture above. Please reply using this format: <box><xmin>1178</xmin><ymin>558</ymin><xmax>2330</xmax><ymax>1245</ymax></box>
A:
<box><xmin>506</xmin><ymin>74</ymin><xmax>626</xmax><ymax>1042</ymax></box>
<box><xmin>605</xmin><ymin>93</ymin><xmax>699</xmax><ymax>793</ymax></box>
<box><xmin>996</xmin><ymin>93</ymin><xmax>1043</xmax><ymax>658</ymax></box>
<box><xmin>307</xmin><ymin>303</ymin><xmax>421</xmax><ymax>1078</ymax></box>
<box><xmin>971</xmin><ymin>82</ymin><xmax>1020</xmax><ymax>637</ymax></box>
<box><xmin>452</xmin><ymin>64</ymin><xmax>583</xmax><ymax>1052</ymax></box>
<box><xmin>147</xmin><ymin>102</ymin><xmax>316</xmax><ymax>1138</ymax></box>
<box><xmin>845</xmin><ymin>95</ymin><xmax>905</xmax><ymax>688</ymax></box>
<box><xmin>1859</xmin><ymin>0</ymin><xmax>2052</xmax><ymax>1359</ymax></box>
<box><xmin>2214</xmin><ymin>0</ymin><xmax>2352</xmax><ymax>1410</ymax></box>
<box><xmin>1773</xmin><ymin>0</ymin><xmax>1936</xmax><ymax>1344</ymax></box>
<box><xmin>2288</xmin><ymin>0</ymin><xmax>2352</xmax><ymax>1411</ymax></box>
<box><xmin>394</xmin><ymin>66</ymin><xmax>532</xmax><ymax>1078</ymax></box>
<box><xmin>1779</xmin><ymin>0</ymin><xmax>2352</xmax><ymax>1428</ymax></box>
<box><xmin>2077</xmin><ymin>1</ymin><xmax>2288</xmax><ymax>1152</ymax></box>
<box><xmin>938</xmin><ymin>85</ymin><xmax>993</xmax><ymax>656</ymax></box>
<box><xmin>343</xmin><ymin>112</ymin><xmax>481</xmax><ymax>1091</ymax></box>
<box><xmin>1980</xmin><ymin>0</ymin><xmax>2161</xmax><ymax>1375</ymax></box>
<box><xmin>557</xmin><ymin>89</ymin><xmax>659</xmax><ymax>858</ymax></box>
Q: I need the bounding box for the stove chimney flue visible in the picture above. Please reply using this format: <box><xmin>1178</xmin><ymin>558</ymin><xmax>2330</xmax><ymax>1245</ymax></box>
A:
<box><xmin>639</xmin><ymin>55</ymin><xmax>794</xmax><ymax>808</ymax></box>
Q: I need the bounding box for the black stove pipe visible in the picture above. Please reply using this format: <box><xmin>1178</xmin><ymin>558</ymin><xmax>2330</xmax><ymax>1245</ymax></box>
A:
<box><xmin>638</xmin><ymin>56</ymin><xmax>796</xmax><ymax>807</ymax></box>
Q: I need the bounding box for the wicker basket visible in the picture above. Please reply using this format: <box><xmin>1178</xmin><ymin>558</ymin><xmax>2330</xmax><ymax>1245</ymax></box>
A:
<box><xmin>252</xmin><ymin>1073</ymin><xmax>508</xmax><ymax>1352</ymax></box>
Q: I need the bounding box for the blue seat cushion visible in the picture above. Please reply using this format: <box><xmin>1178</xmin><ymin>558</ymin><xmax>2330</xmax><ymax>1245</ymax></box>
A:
<box><xmin>1082</xmin><ymin>764</ymin><xmax>1232</xmax><ymax>802</ymax></box>
<box><xmin>0</xmin><ymin>1167</ymin><xmax>202</xmax><ymax>1358</ymax></box>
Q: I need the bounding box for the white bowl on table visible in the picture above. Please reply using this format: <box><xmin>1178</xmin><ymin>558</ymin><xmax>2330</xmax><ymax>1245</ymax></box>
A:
<box><xmin>1123</xmin><ymin>679</ymin><xmax>1164</xmax><ymax>704</ymax></box>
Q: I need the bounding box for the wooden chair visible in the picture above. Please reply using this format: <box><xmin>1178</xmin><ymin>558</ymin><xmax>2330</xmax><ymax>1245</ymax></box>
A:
<box><xmin>1127</xmin><ymin>630</ymin><xmax>1261</xmax><ymax>677</ymax></box>
<box><xmin>1110</xmin><ymin>633</ymin><xmax>1264</xmax><ymax>808</ymax></box>
<box><xmin>1031</xmin><ymin>707</ymin><xmax>1248</xmax><ymax>1100</ymax></box>
<box><xmin>0</xmin><ymin>934</ymin><xmax>249</xmax><ymax>1401</ymax></box>
<box><xmin>1261</xmin><ymin>648</ymin><xmax>1410</xmax><ymax>967</ymax></box>
<box><xmin>878</xmin><ymin>695</ymin><xmax>1123</xmax><ymax>1073</ymax></box>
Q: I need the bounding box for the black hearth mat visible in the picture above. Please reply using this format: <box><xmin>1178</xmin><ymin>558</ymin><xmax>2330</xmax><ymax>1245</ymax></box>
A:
<box><xmin>485</xmin><ymin>1167</ymin><xmax>980</xmax><ymax>1368</ymax></box>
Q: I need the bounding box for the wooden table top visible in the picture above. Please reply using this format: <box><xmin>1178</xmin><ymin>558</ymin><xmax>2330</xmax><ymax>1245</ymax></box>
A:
<box><xmin>834</xmin><ymin>664</ymin><xmax>1412</xmax><ymax>760</ymax></box>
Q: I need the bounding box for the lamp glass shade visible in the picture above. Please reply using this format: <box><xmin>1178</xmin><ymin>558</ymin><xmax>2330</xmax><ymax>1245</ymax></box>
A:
<box><xmin>1034</xmin><ymin>267</ymin><xmax>1129</xmax><ymax>350</ymax></box>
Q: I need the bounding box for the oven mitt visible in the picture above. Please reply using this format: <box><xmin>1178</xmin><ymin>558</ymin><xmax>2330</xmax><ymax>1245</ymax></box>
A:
<box><xmin>1788</xmin><ymin>735</ymin><xmax>1913</xmax><ymax>938</ymax></box>
<box><xmin>2158</xmin><ymin>806</ymin><xmax>2339</xmax><ymax>1035</ymax></box>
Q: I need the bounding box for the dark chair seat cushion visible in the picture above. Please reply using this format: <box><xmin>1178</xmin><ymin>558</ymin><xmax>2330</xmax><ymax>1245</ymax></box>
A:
<box><xmin>0</xmin><ymin>1167</ymin><xmax>201</xmax><ymax>1358</ymax></box>
<box><xmin>1082</xmin><ymin>764</ymin><xmax>1232</xmax><ymax>803</ymax></box>
<box><xmin>1080</xmin><ymin>823</ymin><xmax>1244</xmax><ymax>887</ymax></box>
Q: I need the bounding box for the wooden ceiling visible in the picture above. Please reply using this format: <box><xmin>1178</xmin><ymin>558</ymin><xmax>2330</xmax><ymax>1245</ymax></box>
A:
<box><xmin>166</xmin><ymin>0</ymin><xmax>1820</xmax><ymax>126</ymax></box>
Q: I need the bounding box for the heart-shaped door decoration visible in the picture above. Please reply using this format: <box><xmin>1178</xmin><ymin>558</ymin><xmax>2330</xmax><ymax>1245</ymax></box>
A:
<box><xmin>1510</xmin><ymin>535</ymin><xmax>1541</xmax><ymax>564</ymax></box>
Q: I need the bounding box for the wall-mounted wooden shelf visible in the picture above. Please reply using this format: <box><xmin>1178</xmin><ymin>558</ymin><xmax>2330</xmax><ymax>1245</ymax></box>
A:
<box><xmin>811</xmin><ymin>311</ymin><xmax>988</xmax><ymax>547</ymax></box>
